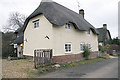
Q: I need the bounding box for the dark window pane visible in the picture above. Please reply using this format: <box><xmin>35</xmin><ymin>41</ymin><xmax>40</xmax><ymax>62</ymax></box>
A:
<box><xmin>65</xmin><ymin>44</ymin><xmax>67</xmax><ymax>46</ymax></box>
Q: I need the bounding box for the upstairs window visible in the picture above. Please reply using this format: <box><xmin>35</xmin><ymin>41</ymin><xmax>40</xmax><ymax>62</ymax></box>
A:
<box><xmin>87</xmin><ymin>30</ymin><xmax>90</xmax><ymax>35</ymax></box>
<box><xmin>65</xmin><ymin>43</ymin><xmax>72</xmax><ymax>53</ymax></box>
<box><xmin>65</xmin><ymin>23</ymin><xmax>71</xmax><ymax>30</ymax></box>
<box><xmin>33</xmin><ymin>19</ymin><xmax>39</xmax><ymax>28</ymax></box>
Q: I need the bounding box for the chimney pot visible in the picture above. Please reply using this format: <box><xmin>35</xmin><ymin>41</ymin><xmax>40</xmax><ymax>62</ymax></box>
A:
<box><xmin>79</xmin><ymin>9</ymin><xmax>84</xmax><ymax>18</ymax></box>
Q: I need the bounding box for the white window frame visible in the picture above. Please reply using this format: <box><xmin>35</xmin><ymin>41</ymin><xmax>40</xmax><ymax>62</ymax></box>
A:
<box><xmin>65</xmin><ymin>43</ymin><xmax>72</xmax><ymax>53</ymax></box>
<box><xmin>33</xmin><ymin>19</ymin><xmax>39</xmax><ymax>28</ymax></box>
<box><xmin>80</xmin><ymin>43</ymin><xmax>84</xmax><ymax>52</ymax></box>
<box><xmin>65</xmin><ymin>23</ymin><xmax>71</xmax><ymax>30</ymax></box>
<box><xmin>87</xmin><ymin>43</ymin><xmax>91</xmax><ymax>50</ymax></box>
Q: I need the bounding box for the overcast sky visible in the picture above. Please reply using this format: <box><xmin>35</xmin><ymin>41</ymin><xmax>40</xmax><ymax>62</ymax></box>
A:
<box><xmin>0</xmin><ymin>0</ymin><xmax>119</xmax><ymax>38</ymax></box>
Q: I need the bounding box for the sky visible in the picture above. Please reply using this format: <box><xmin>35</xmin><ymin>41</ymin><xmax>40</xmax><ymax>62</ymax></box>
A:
<box><xmin>0</xmin><ymin>0</ymin><xmax>119</xmax><ymax>38</ymax></box>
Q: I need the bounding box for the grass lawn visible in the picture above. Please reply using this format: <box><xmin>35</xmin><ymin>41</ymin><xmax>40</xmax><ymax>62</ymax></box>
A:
<box><xmin>2</xmin><ymin>57</ymin><xmax>106</xmax><ymax>78</ymax></box>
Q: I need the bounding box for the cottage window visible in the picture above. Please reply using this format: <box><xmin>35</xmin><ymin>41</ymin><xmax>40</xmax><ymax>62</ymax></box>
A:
<box><xmin>80</xmin><ymin>43</ymin><xmax>84</xmax><ymax>51</ymax></box>
<box><xmin>88</xmin><ymin>43</ymin><xmax>91</xmax><ymax>50</ymax></box>
<box><xmin>87</xmin><ymin>30</ymin><xmax>90</xmax><ymax>35</ymax></box>
<box><xmin>33</xmin><ymin>20</ymin><xmax>39</xmax><ymax>28</ymax></box>
<box><xmin>65</xmin><ymin>43</ymin><xmax>72</xmax><ymax>53</ymax></box>
<box><xmin>65</xmin><ymin>23</ymin><xmax>71</xmax><ymax>29</ymax></box>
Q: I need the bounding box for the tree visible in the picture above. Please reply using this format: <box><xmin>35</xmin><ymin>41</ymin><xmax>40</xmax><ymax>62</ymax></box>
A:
<box><xmin>108</xmin><ymin>44</ymin><xmax>120</xmax><ymax>55</ymax></box>
<box><xmin>109</xmin><ymin>37</ymin><xmax>120</xmax><ymax>45</ymax></box>
<box><xmin>2</xmin><ymin>12</ymin><xmax>27</xmax><ymax>58</ymax></box>
<box><xmin>2</xmin><ymin>12</ymin><xmax>27</xmax><ymax>32</ymax></box>
<box><xmin>2</xmin><ymin>32</ymin><xmax>15</xmax><ymax>58</ymax></box>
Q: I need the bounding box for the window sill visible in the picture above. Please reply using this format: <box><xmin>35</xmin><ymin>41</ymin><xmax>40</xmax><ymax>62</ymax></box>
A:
<box><xmin>65</xmin><ymin>52</ymin><xmax>72</xmax><ymax>54</ymax></box>
<box><xmin>34</xmin><ymin>27</ymin><xmax>39</xmax><ymax>29</ymax></box>
<box><xmin>80</xmin><ymin>51</ymin><xmax>84</xmax><ymax>53</ymax></box>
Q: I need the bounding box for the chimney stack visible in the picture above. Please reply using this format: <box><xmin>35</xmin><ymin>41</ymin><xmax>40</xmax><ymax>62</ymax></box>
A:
<box><xmin>103</xmin><ymin>24</ymin><xmax>107</xmax><ymax>29</ymax></box>
<box><xmin>79</xmin><ymin>9</ymin><xmax>84</xmax><ymax>18</ymax></box>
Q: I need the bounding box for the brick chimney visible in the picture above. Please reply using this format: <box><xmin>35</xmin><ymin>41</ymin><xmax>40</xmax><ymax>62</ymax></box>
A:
<box><xmin>79</xmin><ymin>9</ymin><xmax>84</xmax><ymax>18</ymax></box>
<box><xmin>103</xmin><ymin>24</ymin><xmax>107</xmax><ymax>29</ymax></box>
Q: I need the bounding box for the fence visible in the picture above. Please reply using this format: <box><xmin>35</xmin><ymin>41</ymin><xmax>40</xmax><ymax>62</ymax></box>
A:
<box><xmin>34</xmin><ymin>49</ymin><xmax>52</xmax><ymax>68</ymax></box>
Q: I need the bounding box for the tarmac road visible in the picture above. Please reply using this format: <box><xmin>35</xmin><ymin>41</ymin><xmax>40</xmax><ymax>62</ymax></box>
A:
<box><xmin>42</xmin><ymin>58</ymin><xmax>118</xmax><ymax>78</ymax></box>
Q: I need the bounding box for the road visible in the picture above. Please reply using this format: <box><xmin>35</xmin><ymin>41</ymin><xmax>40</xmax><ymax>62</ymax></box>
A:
<box><xmin>41</xmin><ymin>58</ymin><xmax>118</xmax><ymax>78</ymax></box>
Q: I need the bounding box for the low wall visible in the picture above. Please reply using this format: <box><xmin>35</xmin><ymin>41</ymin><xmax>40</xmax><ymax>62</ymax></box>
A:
<box><xmin>24</xmin><ymin>51</ymin><xmax>98</xmax><ymax>64</ymax></box>
<box><xmin>52</xmin><ymin>51</ymin><xmax>98</xmax><ymax>64</ymax></box>
<box><xmin>24</xmin><ymin>55</ymin><xmax>33</xmax><ymax>59</ymax></box>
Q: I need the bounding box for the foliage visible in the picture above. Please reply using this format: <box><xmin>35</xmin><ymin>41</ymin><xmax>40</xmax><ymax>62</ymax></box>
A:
<box><xmin>2</xmin><ymin>32</ymin><xmax>15</xmax><ymax>58</ymax></box>
<box><xmin>63</xmin><ymin>64</ymin><xmax>69</xmax><ymax>67</ymax></box>
<box><xmin>99</xmin><ymin>45</ymin><xmax>102</xmax><ymax>51</ymax></box>
<box><xmin>109</xmin><ymin>37</ymin><xmax>120</xmax><ymax>45</ymax></box>
<box><xmin>113</xmin><ymin>54</ymin><xmax>120</xmax><ymax>57</ymax></box>
<box><xmin>2</xmin><ymin>12</ymin><xmax>26</xmax><ymax>57</ymax></box>
<box><xmin>103</xmin><ymin>44</ymin><xmax>110</xmax><ymax>52</ymax></box>
<box><xmin>82</xmin><ymin>44</ymin><xmax>91</xmax><ymax>59</ymax></box>
<box><xmin>2</xmin><ymin>12</ymin><xmax>27</xmax><ymax>33</ymax></box>
<box><xmin>100</xmin><ymin>44</ymin><xmax>110</xmax><ymax>53</ymax></box>
<box><xmin>41</xmin><ymin>68</ymin><xmax>48</xmax><ymax>72</ymax></box>
<box><xmin>107</xmin><ymin>44</ymin><xmax>120</xmax><ymax>55</ymax></box>
<box><xmin>70</xmin><ymin>62</ymin><xmax>78</xmax><ymax>66</ymax></box>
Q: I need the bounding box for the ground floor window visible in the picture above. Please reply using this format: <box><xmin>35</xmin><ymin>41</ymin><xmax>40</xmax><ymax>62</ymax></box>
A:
<box><xmin>65</xmin><ymin>43</ymin><xmax>72</xmax><ymax>53</ymax></box>
<box><xmin>88</xmin><ymin>43</ymin><xmax>91</xmax><ymax>50</ymax></box>
<box><xmin>80</xmin><ymin>43</ymin><xmax>84</xmax><ymax>51</ymax></box>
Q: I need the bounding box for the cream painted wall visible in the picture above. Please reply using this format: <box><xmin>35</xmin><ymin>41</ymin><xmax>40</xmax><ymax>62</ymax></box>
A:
<box><xmin>24</xmin><ymin>14</ymin><xmax>53</xmax><ymax>56</ymax></box>
<box><xmin>24</xmin><ymin>14</ymin><xmax>98</xmax><ymax>57</ymax></box>
<box><xmin>52</xmin><ymin>23</ymin><xmax>98</xmax><ymax>56</ymax></box>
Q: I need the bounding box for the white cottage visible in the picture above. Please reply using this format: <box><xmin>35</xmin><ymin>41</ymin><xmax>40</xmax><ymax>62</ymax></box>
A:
<box><xmin>23</xmin><ymin>0</ymin><xmax>99</xmax><ymax>63</ymax></box>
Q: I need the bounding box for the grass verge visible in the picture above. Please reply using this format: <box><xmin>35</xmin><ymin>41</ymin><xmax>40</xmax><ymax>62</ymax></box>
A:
<box><xmin>113</xmin><ymin>54</ymin><xmax>120</xmax><ymax>57</ymax></box>
<box><xmin>61</xmin><ymin>58</ymin><xmax>105</xmax><ymax>68</ymax></box>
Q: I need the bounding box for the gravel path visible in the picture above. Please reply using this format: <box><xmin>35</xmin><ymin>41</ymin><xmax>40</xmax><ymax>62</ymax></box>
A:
<box><xmin>2</xmin><ymin>59</ymin><xmax>37</xmax><ymax>78</ymax></box>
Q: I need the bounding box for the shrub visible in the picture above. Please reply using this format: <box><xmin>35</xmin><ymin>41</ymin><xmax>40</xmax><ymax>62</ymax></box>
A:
<box><xmin>99</xmin><ymin>44</ymin><xmax>110</xmax><ymax>56</ymax></box>
<box><xmin>103</xmin><ymin>44</ymin><xmax>110</xmax><ymax>53</ymax></box>
<box><xmin>83</xmin><ymin>44</ymin><xmax>91</xmax><ymax>59</ymax></box>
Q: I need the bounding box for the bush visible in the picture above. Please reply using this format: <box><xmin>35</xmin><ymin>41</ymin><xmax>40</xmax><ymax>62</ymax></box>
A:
<box><xmin>83</xmin><ymin>45</ymin><xmax>91</xmax><ymax>59</ymax></box>
<box><xmin>103</xmin><ymin>44</ymin><xmax>110</xmax><ymax>53</ymax></box>
<box><xmin>99</xmin><ymin>44</ymin><xmax>110</xmax><ymax>56</ymax></box>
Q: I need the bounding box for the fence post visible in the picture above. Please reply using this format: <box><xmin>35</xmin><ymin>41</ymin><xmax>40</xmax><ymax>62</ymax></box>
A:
<box><xmin>50</xmin><ymin>49</ymin><xmax>52</xmax><ymax>63</ymax></box>
<box><xmin>34</xmin><ymin>50</ymin><xmax>37</xmax><ymax>69</ymax></box>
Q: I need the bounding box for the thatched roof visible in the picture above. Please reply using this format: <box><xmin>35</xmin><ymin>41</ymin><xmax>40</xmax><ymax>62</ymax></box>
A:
<box><xmin>97</xmin><ymin>28</ymin><xmax>111</xmax><ymax>42</ymax></box>
<box><xmin>23</xmin><ymin>0</ymin><xmax>99</xmax><ymax>34</ymax></box>
<box><xmin>14</xmin><ymin>27</ymin><xmax>23</xmax><ymax>44</ymax></box>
